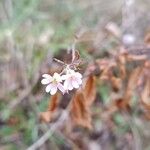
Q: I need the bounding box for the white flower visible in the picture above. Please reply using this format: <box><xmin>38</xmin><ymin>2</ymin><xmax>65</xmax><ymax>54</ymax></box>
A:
<box><xmin>41</xmin><ymin>73</ymin><xmax>65</xmax><ymax>95</ymax></box>
<box><xmin>62</xmin><ymin>69</ymin><xmax>82</xmax><ymax>91</ymax></box>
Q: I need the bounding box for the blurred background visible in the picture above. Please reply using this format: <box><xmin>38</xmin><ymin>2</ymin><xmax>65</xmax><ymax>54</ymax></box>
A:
<box><xmin>0</xmin><ymin>0</ymin><xmax>150</xmax><ymax>150</ymax></box>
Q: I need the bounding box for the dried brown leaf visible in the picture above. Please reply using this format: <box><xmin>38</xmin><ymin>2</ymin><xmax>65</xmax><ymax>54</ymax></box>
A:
<box><xmin>124</xmin><ymin>67</ymin><xmax>142</xmax><ymax>101</ymax></box>
<box><xmin>83</xmin><ymin>76</ymin><xmax>96</xmax><ymax>106</ymax></box>
<box><xmin>40</xmin><ymin>92</ymin><xmax>61</xmax><ymax>123</ymax></box>
<box><xmin>114</xmin><ymin>98</ymin><xmax>131</xmax><ymax>111</ymax></box>
<box><xmin>69</xmin><ymin>75</ymin><xmax>97</xmax><ymax>129</ymax></box>
<box><xmin>110</xmin><ymin>77</ymin><xmax>122</xmax><ymax>92</ymax></box>
<box><xmin>141</xmin><ymin>79</ymin><xmax>150</xmax><ymax>109</ymax></box>
<box><xmin>70</xmin><ymin>92</ymin><xmax>92</xmax><ymax>129</ymax></box>
<box><xmin>47</xmin><ymin>92</ymin><xmax>61</xmax><ymax>111</ymax></box>
<box><xmin>117</xmin><ymin>54</ymin><xmax>126</xmax><ymax>79</ymax></box>
<box><xmin>111</xmin><ymin>68</ymin><xmax>141</xmax><ymax>112</ymax></box>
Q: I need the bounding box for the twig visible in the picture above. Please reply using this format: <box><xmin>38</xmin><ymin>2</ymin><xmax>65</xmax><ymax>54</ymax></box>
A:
<box><xmin>27</xmin><ymin>110</ymin><xmax>69</xmax><ymax>150</ymax></box>
<box><xmin>127</xmin><ymin>47</ymin><xmax>150</xmax><ymax>59</ymax></box>
<box><xmin>53</xmin><ymin>58</ymin><xmax>66</xmax><ymax>65</ymax></box>
<box><xmin>27</xmin><ymin>88</ymin><xmax>73</xmax><ymax>150</ymax></box>
<box><xmin>71</xmin><ymin>38</ymin><xmax>77</xmax><ymax>62</ymax></box>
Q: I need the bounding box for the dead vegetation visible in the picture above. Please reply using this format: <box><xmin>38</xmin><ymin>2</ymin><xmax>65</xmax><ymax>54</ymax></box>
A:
<box><xmin>0</xmin><ymin>0</ymin><xmax>150</xmax><ymax>150</ymax></box>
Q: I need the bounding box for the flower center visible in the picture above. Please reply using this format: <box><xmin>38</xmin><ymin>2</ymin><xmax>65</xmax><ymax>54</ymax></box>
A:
<box><xmin>53</xmin><ymin>78</ymin><xmax>58</xmax><ymax>84</ymax></box>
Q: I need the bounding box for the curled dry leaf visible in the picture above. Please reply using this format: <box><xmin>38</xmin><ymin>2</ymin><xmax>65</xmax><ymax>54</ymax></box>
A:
<box><xmin>69</xmin><ymin>75</ymin><xmax>97</xmax><ymax>129</ymax></box>
<box><xmin>70</xmin><ymin>92</ymin><xmax>92</xmax><ymax>129</ymax></box>
<box><xmin>110</xmin><ymin>76</ymin><xmax>122</xmax><ymax>92</ymax></box>
<box><xmin>141</xmin><ymin>79</ymin><xmax>150</xmax><ymax>109</ymax></box>
<box><xmin>96</xmin><ymin>59</ymin><xmax>116</xmax><ymax>81</ymax></box>
<box><xmin>40</xmin><ymin>92</ymin><xmax>61</xmax><ymax>123</ymax></box>
<box><xmin>47</xmin><ymin>92</ymin><xmax>60</xmax><ymax>111</ymax></box>
<box><xmin>117</xmin><ymin>53</ymin><xmax>126</xmax><ymax>79</ymax></box>
<box><xmin>120</xmin><ymin>67</ymin><xmax>142</xmax><ymax>109</ymax></box>
<box><xmin>105</xmin><ymin>67</ymin><xmax>142</xmax><ymax>117</ymax></box>
<box><xmin>83</xmin><ymin>76</ymin><xmax>96</xmax><ymax>106</ymax></box>
<box><xmin>114</xmin><ymin>98</ymin><xmax>131</xmax><ymax>111</ymax></box>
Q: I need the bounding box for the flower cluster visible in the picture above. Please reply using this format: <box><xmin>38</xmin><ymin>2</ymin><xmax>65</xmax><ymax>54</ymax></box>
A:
<box><xmin>41</xmin><ymin>68</ymin><xmax>82</xmax><ymax>95</ymax></box>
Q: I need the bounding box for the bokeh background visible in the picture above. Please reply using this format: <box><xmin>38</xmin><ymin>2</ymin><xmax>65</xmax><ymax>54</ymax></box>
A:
<box><xmin>0</xmin><ymin>0</ymin><xmax>150</xmax><ymax>150</ymax></box>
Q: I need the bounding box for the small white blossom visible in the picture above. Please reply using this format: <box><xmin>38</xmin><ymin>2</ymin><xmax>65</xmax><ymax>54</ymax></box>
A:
<box><xmin>41</xmin><ymin>73</ymin><xmax>65</xmax><ymax>95</ymax></box>
<box><xmin>62</xmin><ymin>69</ymin><xmax>82</xmax><ymax>91</ymax></box>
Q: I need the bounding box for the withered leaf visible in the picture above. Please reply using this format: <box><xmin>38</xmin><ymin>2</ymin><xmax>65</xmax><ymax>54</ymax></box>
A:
<box><xmin>141</xmin><ymin>79</ymin><xmax>150</xmax><ymax>109</ymax></box>
<box><xmin>83</xmin><ymin>76</ymin><xmax>96</xmax><ymax>106</ymax></box>
<box><xmin>40</xmin><ymin>92</ymin><xmax>61</xmax><ymax>123</ymax></box>
<box><xmin>47</xmin><ymin>92</ymin><xmax>61</xmax><ymax>111</ymax></box>
<box><xmin>69</xmin><ymin>75</ymin><xmax>97</xmax><ymax>129</ymax></box>
<box><xmin>110</xmin><ymin>77</ymin><xmax>122</xmax><ymax>92</ymax></box>
<box><xmin>116</xmin><ymin>51</ymin><xmax>128</xmax><ymax>79</ymax></box>
<box><xmin>70</xmin><ymin>92</ymin><xmax>92</xmax><ymax>129</ymax></box>
<box><xmin>108</xmin><ymin>68</ymin><xmax>141</xmax><ymax>114</ymax></box>
<box><xmin>124</xmin><ymin>67</ymin><xmax>142</xmax><ymax>102</ymax></box>
<box><xmin>114</xmin><ymin>98</ymin><xmax>131</xmax><ymax>111</ymax></box>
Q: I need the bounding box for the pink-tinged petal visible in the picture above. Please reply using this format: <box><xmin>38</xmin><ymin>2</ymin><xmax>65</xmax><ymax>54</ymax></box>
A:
<box><xmin>75</xmin><ymin>72</ymin><xmax>82</xmax><ymax>78</ymax></box>
<box><xmin>45</xmin><ymin>84</ymin><xmax>53</xmax><ymax>93</ymax></box>
<box><xmin>41</xmin><ymin>78</ymin><xmax>51</xmax><ymax>85</ymax></box>
<box><xmin>68</xmin><ymin>82</ymin><xmax>73</xmax><ymax>90</ymax></box>
<box><xmin>61</xmin><ymin>75</ymin><xmax>68</xmax><ymax>80</ymax></box>
<box><xmin>64</xmin><ymin>80</ymin><xmax>69</xmax><ymax>89</ymax></box>
<box><xmin>76</xmin><ymin>78</ymin><xmax>82</xmax><ymax>85</ymax></box>
<box><xmin>57</xmin><ymin>83</ymin><xmax>65</xmax><ymax>94</ymax></box>
<box><xmin>42</xmin><ymin>74</ymin><xmax>52</xmax><ymax>79</ymax></box>
<box><xmin>64</xmin><ymin>79</ymin><xmax>73</xmax><ymax>91</ymax></box>
<box><xmin>50</xmin><ymin>85</ymin><xmax>57</xmax><ymax>95</ymax></box>
<box><xmin>72</xmin><ymin>79</ymin><xmax>79</xmax><ymax>89</ymax></box>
